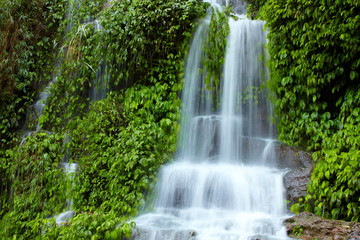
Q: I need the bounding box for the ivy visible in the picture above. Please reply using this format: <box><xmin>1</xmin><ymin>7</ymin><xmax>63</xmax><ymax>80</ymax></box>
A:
<box><xmin>69</xmin><ymin>86</ymin><xmax>180</xmax><ymax>215</ymax></box>
<box><xmin>1</xmin><ymin>0</ymin><xmax>207</xmax><ymax>238</ymax></box>
<box><xmin>42</xmin><ymin>0</ymin><xmax>206</xmax><ymax>132</ymax></box>
<box><xmin>202</xmin><ymin>8</ymin><xmax>230</xmax><ymax>95</ymax></box>
<box><xmin>295</xmin><ymin>88</ymin><xmax>360</xmax><ymax>221</ymax></box>
<box><xmin>0</xmin><ymin>0</ymin><xmax>66</xmax><ymax>221</ymax></box>
<box><xmin>42</xmin><ymin>211</ymin><xmax>134</xmax><ymax>239</ymax></box>
<box><xmin>0</xmin><ymin>0</ymin><xmax>66</xmax><ymax>150</ymax></box>
<box><xmin>0</xmin><ymin>132</ymin><xmax>66</xmax><ymax>239</ymax></box>
<box><xmin>256</xmin><ymin>0</ymin><xmax>360</xmax><ymax>221</ymax></box>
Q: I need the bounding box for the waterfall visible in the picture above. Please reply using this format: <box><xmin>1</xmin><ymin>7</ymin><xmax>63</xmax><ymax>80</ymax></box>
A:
<box><xmin>132</xmin><ymin>3</ymin><xmax>290</xmax><ymax>240</ymax></box>
<box><xmin>20</xmin><ymin>0</ymin><xmax>81</xmax><ymax>141</ymax></box>
<box><xmin>55</xmin><ymin>134</ymin><xmax>78</xmax><ymax>225</ymax></box>
<box><xmin>89</xmin><ymin>20</ymin><xmax>110</xmax><ymax>101</ymax></box>
<box><xmin>18</xmin><ymin>0</ymin><xmax>109</xmax><ymax>225</ymax></box>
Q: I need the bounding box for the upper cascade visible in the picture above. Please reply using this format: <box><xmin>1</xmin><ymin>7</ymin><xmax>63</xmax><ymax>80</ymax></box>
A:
<box><xmin>178</xmin><ymin>17</ymin><xmax>273</xmax><ymax>166</ymax></box>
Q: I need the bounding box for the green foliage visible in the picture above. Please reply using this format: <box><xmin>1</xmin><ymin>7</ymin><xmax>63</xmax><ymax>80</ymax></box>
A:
<box><xmin>0</xmin><ymin>132</ymin><xmax>66</xmax><ymax>239</ymax></box>
<box><xmin>259</xmin><ymin>0</ymin><xmax>360</xmax><ymax>221</ymax></box>
<box><xmin>100</xmin><ymin>0</ymin><xmax>206</xmax><ymax>86</ymax></box>
<box><xmin>64</xmin><ymin>0</ymin><xmax>107</xmax><ymax>31</ymax></box>
<box><xmin>42</xmin><ymin>23</ymin><xmax>99</xmax><ymax>131</ymax></box>
<box><xmin>292</xmin><ymin>226</ymin><xmax>303</xmax><ymax>236</ymax></box>
<box><xmin>43</xmin><ymin>211</ymin><xmax>134</xmax><ymax>240</ymax></box>
<box><xmin>0</xmin><ymin>0</ymin><xmax>66</xmax><ymax>224</ymax></box>
<box><xmin>1</xmin><ymin>0</ymin><xmax>206</xmax><ymax>238</ymax></box>
<box><xmin>43</xmin><ymin>0</ymin><xmax>206</xmax><ymax>131</ymax></box>
<box><xmin>261</xmin><ymin>0</ymin><xmax>359</xmax><ymax>148</ymax></box>
<box><xmin>69</xmin><ymin>84</ymin><xmax>180</xmax><ymax>215</ymax></box>
<box><xmin>42</xmin><ymin>0</ymin><xmax>108</xmax><ymax>131</ymax></box>
<box><xmin>246</xmin><ymin>0</ymin><xmax>268</xmax><ymax>18</ymax></box>
<box><xmin>302</xmin><ymin>88</ymin><xmax>360</xmax><ymax>221</ymax></box>
<box><xmin>0</xmin><ymin>0</ymin><xmax>65</xmax><ymax>149</ymax></box>
<box><xmin>202</xmin><ymin>8</ymin><xmax>230</xmax><ymax>95</ymax></box>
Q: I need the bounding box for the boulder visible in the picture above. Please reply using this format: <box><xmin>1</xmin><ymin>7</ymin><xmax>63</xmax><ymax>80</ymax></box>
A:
<box><xmin>274</xmin><ymin>143</ymin><xmax>314</xmax><ymax>207</ymax></box>
<box><xmin>285</xmin><ymin>212</ymin><xmax>360</xmax><ymax>240</ymax></box>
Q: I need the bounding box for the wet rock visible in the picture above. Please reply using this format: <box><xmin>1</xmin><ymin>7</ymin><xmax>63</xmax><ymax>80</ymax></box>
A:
<box><xmin>274</xmin><ymin>143</ymin><xmax>314</xmax><ymax>206</ymax></box>
<box><xmin>216</xmin><ymin>0</ymin><xmax>247</xmax><ymax>14</ymax></box>
<box><xmin>285</xmin><ymin>212</ymin><xmax>360</xmax><ymax>240</ymax></box>
<box><xmin>283</xmin><ymin>167</ymin><xmax>312</xmax><ymax>206</ymax></box>
<box><xmin>275</xmin><ymin>144</ymin><xmax>313</xmax><ymax>170</ymax></box>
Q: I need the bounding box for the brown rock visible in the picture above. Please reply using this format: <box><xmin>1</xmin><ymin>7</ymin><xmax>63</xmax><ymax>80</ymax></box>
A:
<box><xmin>284</xmin><ymin>212</ymin><xmax>360</xmax><ymax>240</ymax></box>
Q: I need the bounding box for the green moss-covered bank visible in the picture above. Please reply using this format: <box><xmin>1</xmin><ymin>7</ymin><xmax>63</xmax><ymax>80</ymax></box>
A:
<box><xmin>0</xmin><ymin>0</ymin><xmax>207</xmax><ymax>238</ymax></box>
<box><xmin>248</xmin><ymin>0</ymin><xmax>359</xmax><ymax>221</ymax></box>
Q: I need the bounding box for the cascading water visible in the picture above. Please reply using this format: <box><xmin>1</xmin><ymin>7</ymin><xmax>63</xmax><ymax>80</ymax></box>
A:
<box><xmin>20</xmin><ymin>0</ymin><xmax>81</xmax><ymax>141</ymax></box>
<box><xmin>55</xmin><ymin>134</ymin><xmax>79</xmax><ymax>225</ymax></box>
<box><xmin>55</xmin><ymin>162</ymin><xmax>78</xmax><ymax>225</ymax></box>
<box><xmin>89</xmin><ymin>20</ymin><xmax>110</xmax><ymax>102</ymax></box>
<box><xmin>20</xmin><ymin>79</ymin><xmax>54</xmax><ymax>145</ymax></box>
<box><xmin>53</xmin><ymin>5</ymin><xmax>109</xmax><ymax>224</ymax></box>
<box><xmin>19</xmin><ymin>0</ymin><xmax>109</xmax><ymax>225</ymax></box>
<box><xmin>133</xmin><ymin>2</ymin><xmax>290</xmax><ymax>240</ymax></box>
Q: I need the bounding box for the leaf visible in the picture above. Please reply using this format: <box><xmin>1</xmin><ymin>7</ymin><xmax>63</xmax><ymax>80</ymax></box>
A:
<box><xmin>350</xmin><ymin>71</ymin><xmax>357</xmax><ymax>80</ymax></box>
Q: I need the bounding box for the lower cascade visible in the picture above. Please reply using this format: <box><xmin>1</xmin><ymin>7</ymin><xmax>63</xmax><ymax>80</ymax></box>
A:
<box><xmin>133</xmin><ymin>5</ymin><xmax>290</xmax><ymax>240</ymax></box>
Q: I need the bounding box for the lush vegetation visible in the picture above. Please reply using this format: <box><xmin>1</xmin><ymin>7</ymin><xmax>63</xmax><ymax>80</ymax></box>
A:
<box><xmin>0</xmin><ymin>0</ymin><xmax>207</xmax><ymax>238</ymax></box>
<box><xmin>1</xmin><ymin>0</ymin><xmax>358</xmax><ymax>239</ymax></box>
<box><xmin>0</xmin><ymin>0</ymin><xmax>64</xmax><ymax>146</ymax></box>
<box><xmin>249</xmin><ymin>0</ymin><xmax>359</xmax><ymax>221</ymax></box>
<box><xmin>0</xmin><ymin>0</ymin><xmax>66</xmax><ymax>225</ymax></box>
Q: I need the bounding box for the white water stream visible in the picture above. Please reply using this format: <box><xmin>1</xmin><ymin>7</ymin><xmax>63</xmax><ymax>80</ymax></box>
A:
<box><xmin>55</xmin><ymin>162</ymin><xmax>78</xmax><ymax>225</ymax></box>
<box><xmin>19</xmin><ymin>0</ymin><xmax>109</xmax><ymax>225</ymax></box>
<box><xmin>133</xmin><ymin>2</ymin><xmax>289</xmax><ymax>240</ymax></box>
<box><xmin>89</xmin><ymin>19</ymin><xmax>110</xmax><ymax>101</ymax></box>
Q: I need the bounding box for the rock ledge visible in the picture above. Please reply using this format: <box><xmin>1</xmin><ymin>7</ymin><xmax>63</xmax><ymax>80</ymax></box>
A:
<box><xmin>285</xmin><ymin>212</ymin><xmax>360</xmax><ymax>240</ymax></box>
